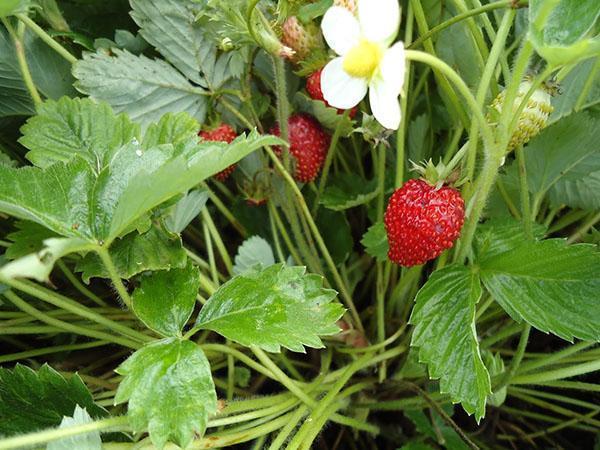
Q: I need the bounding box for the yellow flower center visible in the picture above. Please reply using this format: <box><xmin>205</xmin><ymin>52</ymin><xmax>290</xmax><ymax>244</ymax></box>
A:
<box><xmin>343</xmin><ymin>40</ymin><xmax>382</xmax><ymax>78</ymax></box>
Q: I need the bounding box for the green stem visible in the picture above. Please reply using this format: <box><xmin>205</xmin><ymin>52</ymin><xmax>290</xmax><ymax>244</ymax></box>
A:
<box><xmin>404</xmin><ymin>50</ymin><xmax>494</xmax><ymax>149</ymax></box>
<box><xmin>16</xmin><ymin>13</ymin><xmax>77</xmax><ymax>64</ymax></box>
<box><xmin>272</xmin><ymin>56</ymin><xmax>290</xmax><ymax>168</ymax></box>
<box><xmin>0</xmin><ymin>340</ymin><xmax>109</xmax><ymax>364</ymax></box>
<box><xmin>409</xmin><ymin>0</ymin><xmax>470</xmax><ymax>127</ymax></box>
<box><xmin>2</xmin><ymin>291</ymin><xmax>141</xmax><ymax>349</ymax></box>
<box><xmin>567</xmin><ymin>210</ymin><xmax>600</xmax><ymax>243</ymax></box>
<box><xmin>313</xmin><ymin>110</ymin><xmax>350</xmax><ymax>216</ymax></box>
<box><xmin>0</xmin><ymin>417</ymin><xmax>128</xmax><ymax>450</ymax></box>
<box><xmin>466</xmin><ymin>8</ymin><xmax>515</xmax><ymax>180</ymax></box>
<box><xmin>56</xmin><ymin>260</ymin><xmax>107</xmax><ymax>307</ymax></box>
<box><xmin>202</xmin><ymin>208</ymin><xmax>233</xmax><ymax>275</ymax></box>
<box><xmin>496</xmin><ymin>324</ymin><xmax>530</xmax><ymax>389</ymax></box>
<box><xmin>512</xmin><ymin>358</ymin><xmax>600</xmax><ymax>385</ymax></box>
<box><xmin>96</xmin><ymin>247</ymin><xmax>132</xmax><ymax>309</ymax></box>
<box><xmin>0</xmin><ymin>277</ymin><xmax>149</xmax><ymax>343</ymax></box>
<box><xmin>515</xmin><ymin>145</ymin><xmax>533</xmax><ymax>238</ymax></box>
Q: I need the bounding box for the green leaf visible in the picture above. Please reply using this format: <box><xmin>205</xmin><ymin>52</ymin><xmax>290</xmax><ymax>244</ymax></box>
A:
<box><xmin>0</xmin><ymin>0</ymin><xmax>29</xmax><ymax>18</ymax></box>
<box><xmin>130</xmin><ymin>0</ymin><xmax>229</xmax><ymax>89</ymax></box>
<box><xmin>75</xmin><ymin>226</ymin><xmax>187</xmax><ymax>283</ymax></box>
<box><xmin>474</xmin><ymin>218</ymin><xmax>545</xmax><ymax>261</ymax></box>
<box><xmin>132</xmin><ymin>263</ymin><xmax>200</xmax><ymax>337</ymax></box>
<box><xmin>407</xmin><ymin>114</ymin><xmax>429</xmax><ymax>164</ymax></box>
<box><xmin>163</xmin><ymin>188</ymin><xmax>209</xmax><ymax>234</ymax></box>
<box><xmin>294</xmin><ymin>92</ymin><xmax>355</xmax><ymax>136</ymax></box>
<box><xmin>46</xmin><ymin>406</ymin><xmax>102</xmax><ymax>450</ymax></box>
<box><xmin>361</xmin><ymin>222</ymin><xmax>389</xmax><ymax>262</ymax></box>
<box><xmin>115</xmin><ymin>338</ymin><xmax>217</xmax><ymax>450</ymax></box>
<box><xmin>297</xmin><ymin>0</ymin><xmax>332</xmax><ymax>22</ymax></box>
<box><xmin>526</xmin><ymin>111</ymin><xmax>600</xmax><ymax>210</ymax></box>
<box><xmin>404</xmin><ymin>408</ymin><xmax>470</xmax><ymax>450</ymax></box>
<box><xmin>196</xmin><ymin>264</ymin><xmax>344</xmax><ymax>352</ymax></box>
<box><xmin>0</xmin><ymin>237</ymin><xmax>95</xmax><ymax>281</ymax></box>
<box><xmin>436</xmin><ymin>7</ymin><xmax>482</xmax><ymax>90</ymax></box>
<box><xmin>551</xmin><ymin>58</ymin><xmax>600</xmax><ymax>122</ymax></box>
<box><xmin>0</xmin><ymin>129</ymin><xmax>282</xmax><ymax>245</ymax></box>
<box><xmin>529</xmin><ymin>0</ymin><xmax>600</xmax><ymax>65</ymax></box>
<box><xmin>320</xmin><ymin>174</ymin><xmax>379</xmax><ymax>211</ymax></box>
<box><xmin>5</xmin><ymin>220</ymin><xmax>59</xmax><ymax>260</ymax></box>
<box><xmin>142</xmin><ymin>112</ymin><xmax>200</xmax><ymax>148</ymax></box>
<box><xmin>73</xmin><ymin>49</ymin><xmax>208</xmax><ymax>128</ymax></box>
<box><xmin>233</xmin><ymin>235</ymin><xmax>275</xmax><ymax>275</ymax></box>
<box><xmin>0</xmin><ymin>364</ymin><xmax>106</xmax><ymax>437</ymax></box>
<box><xmin>19</xmin><ymin>97</ymin><xmax>140</xmax><ymax>169</ymax></box>
<box><xmin>480</xmin><ymin>238</ymin><xmax>600</xmax><ymax>342</ymax></box>
<box><xmin>316</xmin><ymin>209</ymin><xmax>353</xmax><ymax>265</ymax></box>
<box><xmin>0</xmin><ymin>27</ymin><xmax>34</xmax><ymax>116</ymax></box>
<box><xmin>409</xmin><ymin>265</ymin><xmax>490</xmax><ymax>420</ymax></box>
<box><xmin>482</xmin><ymin>351</ymin><xmax>507</xmax><ymax>407</ymax></box>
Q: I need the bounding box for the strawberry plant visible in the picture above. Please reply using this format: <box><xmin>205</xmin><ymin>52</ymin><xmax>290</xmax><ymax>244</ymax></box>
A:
<box><xmin>0</xmin><ymin>0</ymin><xmax>599</xmax><ymax>449</ymax></box>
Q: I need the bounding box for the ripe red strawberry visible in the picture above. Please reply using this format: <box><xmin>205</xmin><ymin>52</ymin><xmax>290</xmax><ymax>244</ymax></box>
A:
<box><xmin>271</xmin><ymin>113</ymin><xmax>331</xmax><ymax>183</ymax></box>
<box><xmin>306</xmin><ymin>69</ymin><xmax>357</xmax><ymax>118</ymax></box>
<box><xmin>199</xmin><ymin>124</ymin><xmax>237</xmax><ymax>181</ymax></box>
<box><xmin>384</xmin><ymin>179</ymin><xmax>465</xmax><ymax>267</ymax></box>
<box><xmin>282</xmin><ymin>16</ymin><xmax>323</xmax><ymax>63</ymax></box>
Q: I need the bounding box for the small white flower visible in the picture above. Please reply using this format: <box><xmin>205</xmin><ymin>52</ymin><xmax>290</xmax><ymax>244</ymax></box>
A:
<box><xmin>320</xmin><ymin>0</ymin><xmax>405</xmax><ymax>130</ymax></box>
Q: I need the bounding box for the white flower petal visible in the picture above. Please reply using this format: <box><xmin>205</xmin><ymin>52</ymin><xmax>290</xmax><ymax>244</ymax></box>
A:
<box><xmin>322</xmin><ymin>57</ymin><xmax>368</xmax><ymax>109</ymax></box>
<box><xmin>380</xmin><ymin>42</ymin><xmax>406</xmax><ymax>94</ymax></box>
<box><xmin>369</xmin><ymin>79</ymin><xmax>401</xmax><ymax>130</ymax></box>
<box><xmin>358</xmin><ymin>0</ymin><xmax>400</xmax><ymax>44</ymax></box>
<box><xmin>321</xmin><ymin>6</ymin><xmax>361</xmax><ymax>56</ymax></box>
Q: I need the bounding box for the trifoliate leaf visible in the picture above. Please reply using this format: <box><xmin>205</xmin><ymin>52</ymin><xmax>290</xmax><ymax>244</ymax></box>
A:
<box><xmin>526</xmin><ymin>111</ymin><xmax>600</xmax><ymax>210</ymax></box>
<box><xmin>115</xmin><ymin>338</ymin><xmax>217</xmax><ymax>450</ymax></box>
<box><xmin>163</xmin><ymin>188</ymin><xmax>209</xmax><ymax>234</ymax></box>
<box><xmin>233</xmin><ymin>236</ymin><xmax>275</xmax><ymax>275</ymax></box>
<box><xmin>361</xmin><ymin>222</ymin><xmax>389</xmax><ymax>262</ymax></box>
<box><xmin>196</xmin><ymin>264</ymin><xmax>344</xmax><ymax>352</ymax></box>
<box><xmin>0</xmin><ymin>364</ymin><xmax>106</xmax><ymax>437</ymax></box>
<box><xmin>46</xmin><ymin>406</ymin><xmax>102</xmax><ymax>450</ymax></box>
<box><xmin>132</xmin><ymin>263</ymin><xmax>200</xmax><ymax>337</ymax></box>
<box><xmin>73</xmin><ymin>49</ymin><xmax>208</xmax><ymax>129</ymax></box>
<box><xmin>480</xmin><ymin>239</ymin><xmax>600</xmax><ymax>342</ymax></box>
<box><xmin>320</xmin><ymin>174</ymin><xmax>379</xmax><ymax>211</ymax></box>
<box><xmin>75</xmin><ymin>226</ymin><xmax>187</xmax><ymax>283</ymax></box>
<box><xmin>131</xmin><ymin>0</ymin><xmax>233</xmax><ymax>90</ymax></box>
<box><xmin>409</xmin><ymin>265</ymin><xmax>490</xmax><ymax>420</ymax></box>
<box><xmin>0</xmin><ymin>237</ymin><xmax>95</xmax><ymax>281</ymax></box>
<box><xmin>5</xmin><ymin>220</ymin><xmax>59</xmax><ymax>260</ymax></box>
<box><xmin>19</xmin><ymin>97</ymin><xmax>140</xmax><ymax>169</ymax></box>
<box><xmin>0</xmin><ymin>129</ymin><xmax>282</xmax><ymax>245</ymax></box>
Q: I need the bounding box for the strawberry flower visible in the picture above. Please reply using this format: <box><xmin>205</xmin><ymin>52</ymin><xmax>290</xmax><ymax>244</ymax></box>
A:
<box><xmin>320</xmin><ymin>0</ymin><xmax>405</xmax><ymax>130</ymax></box>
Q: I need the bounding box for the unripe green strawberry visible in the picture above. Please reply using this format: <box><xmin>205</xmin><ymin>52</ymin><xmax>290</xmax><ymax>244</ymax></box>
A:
<box><xmin>490</xmin><ymin>80</ymin><xmax>554</xmax><ymax>151</ymax></box>
<box><xmin>282</xmin><ymin>16</ymin><xmax>323</xmax><ymax>63</ymax></box>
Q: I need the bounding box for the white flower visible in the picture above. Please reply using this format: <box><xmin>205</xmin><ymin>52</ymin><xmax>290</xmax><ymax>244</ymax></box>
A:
<box><xmin>320</xmin><ymin>0</ymin><xmax>405</xmax><ymax>130</ymax></box>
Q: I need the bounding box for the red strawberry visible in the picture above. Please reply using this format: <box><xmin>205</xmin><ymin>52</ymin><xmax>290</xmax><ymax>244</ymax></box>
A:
<box><xmin>199</xmin><ymin>124</ymin><xmax>237</xmax><ymax>181</ymax></box>
<box><xmin>384</xmin><ymin>179</ymin><xmax>465</xmax><ymax>267</ymax></box>
<box><xmin>271</xmin><ymin>113</ymin><xmax>331</xmax><ymax>183</ymax></box>
<box><xmin>306</xmin><ymin>69</ymin><xmax>357</xmax><ymax>118</ymax></box>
